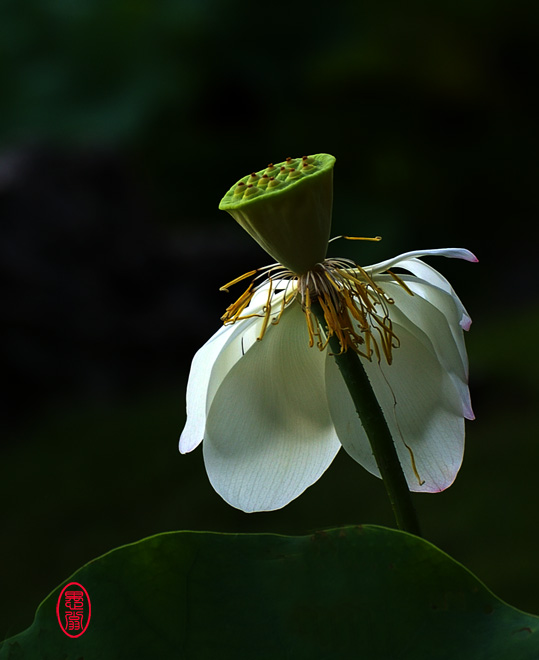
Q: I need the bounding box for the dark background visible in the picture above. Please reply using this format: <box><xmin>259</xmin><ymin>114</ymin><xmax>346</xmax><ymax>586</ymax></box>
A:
<box><xmin>2</xmin><ymin>0</ymin><xmax>539</xmax><ymax>639</ymax></box>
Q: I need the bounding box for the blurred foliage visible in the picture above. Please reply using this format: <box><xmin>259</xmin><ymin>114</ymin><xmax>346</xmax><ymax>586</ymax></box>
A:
<box><xmin>2</xmin><ymin>0</ymin><xmax>538</xmax><ymax>245</ymax></box>
<box><xmin>2</xmin><ymin>0</ymin><xmax>539</xmax><ymax>644</ymax></box>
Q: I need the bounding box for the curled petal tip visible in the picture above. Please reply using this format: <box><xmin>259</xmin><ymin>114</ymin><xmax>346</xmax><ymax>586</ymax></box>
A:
<box><xmin>452</xmin><ymin>248</ymin><xmax>478</xmax><ymax>262</ymax></box>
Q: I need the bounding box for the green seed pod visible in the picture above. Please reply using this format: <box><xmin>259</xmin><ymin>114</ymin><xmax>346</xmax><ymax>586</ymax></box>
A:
<box><xmin>243</xmin><ymin>184</ymin><xmax>261</xmax><ymax>198</ymax></box>
<box><xmin>257</xmin><ymin>174</ymin><xmax>271</xmax><ymax>188</ymax></box>
<box><xmin>286</xmin><ymin>167</ymin><xmax>303</xmax><ymax>180</ymax></box>
<box><xmin>219</xmin><ymin>153</ymin><xmax>336</xmax><ymax>274</ymax></box>
<box><xmin>275</xmin><ymin>166</ymin><xmax>290</xmax><ymax>181</ymax></box>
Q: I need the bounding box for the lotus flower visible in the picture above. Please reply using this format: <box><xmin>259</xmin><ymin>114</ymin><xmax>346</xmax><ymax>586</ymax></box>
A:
<box><xmin>179</xmin><ymin>154</ymin><xmax>476</xmax><ymax>512</ymax></box>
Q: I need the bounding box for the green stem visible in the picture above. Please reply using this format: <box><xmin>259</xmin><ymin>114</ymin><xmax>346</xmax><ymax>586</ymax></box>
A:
<box><xmin>313</xmin><ymin>305</ymin><xmax>422</xmax><ymax>536</ymax></box>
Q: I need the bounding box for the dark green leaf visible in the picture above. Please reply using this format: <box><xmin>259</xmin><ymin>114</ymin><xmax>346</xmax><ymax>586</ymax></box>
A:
<box><xmin>1</xmin><ymin>526</ymin><xmax>537</xmax><ymax>659</ymax></box>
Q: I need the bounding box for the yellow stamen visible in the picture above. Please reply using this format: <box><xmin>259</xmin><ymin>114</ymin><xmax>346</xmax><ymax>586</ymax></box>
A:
<box><xmin>329</xmin><ymin>235</ymin><xmax>382</xmax><ymax>243</ymax></box>
<box><xmin>218</xmin><ymin>253</ymin><xmax>404</xmax><ymax>364</ymax></box>
<box><xmin>342</xmin><ymin>235</ymin><xmax>382</xmax><ymax>242</ymax></box>
<box><xmin>386</xmin><ymin>270</ymin><xmax>415</xmax><ymax>296</ymax></box>
<box><xmin>257</xmin><ymin>278</ymin><xmax>274</xmax><ymax>340</ymax></box>
<box><xmin>304</xmin><ymin>286</ymin><xmax>315</xmax><ymax>348</ymax></box>
<box><xmin>220</xmin><ymin>269</ymin><xmax>258</xmax><ymax>293</ymax></box>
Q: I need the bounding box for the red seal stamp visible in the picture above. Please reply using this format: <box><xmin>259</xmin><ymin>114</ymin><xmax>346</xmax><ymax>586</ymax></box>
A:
<box><xmin>56</xmin><ymin>582</ymin><xmax>91</xmax><ymax>638</ymax></box>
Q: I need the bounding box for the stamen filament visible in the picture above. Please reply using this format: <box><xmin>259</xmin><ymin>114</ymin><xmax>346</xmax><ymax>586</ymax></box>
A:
<box><xmin>328</xmin><ymin>235</ymin><xmax>382</xmax><ymax>243</ymax></box>
<box><xmin>218</xmin><ymin>251</ymin><xmax>409</xmax><ymax>364</ymax></box>
<box><xmin>342</xmin><ymin>235</ymin><xmax>382</xmax><ymax>242</ymax></box>
<box><xmin>220</xmin><ymin>269</ymin><xmax>258</xmax><ymax>292</ymax></box>
<box><xmin>257</xmin><ymin>278</ymin><xmax>274</xmax><ymax>340</ymax></box>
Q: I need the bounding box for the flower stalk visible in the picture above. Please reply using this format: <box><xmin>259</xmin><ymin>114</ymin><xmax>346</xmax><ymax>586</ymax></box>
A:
<box><xmin>311</xmin><ymin>302</ymin><xmax>422</xmax><ymax>536</ymax></box>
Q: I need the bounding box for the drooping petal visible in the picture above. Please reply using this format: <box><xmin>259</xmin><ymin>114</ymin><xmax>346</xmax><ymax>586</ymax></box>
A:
<box><xmin>179</xmin><ymin>282</ymin><xmax>292</xmax><ymax>454</ymax></box>
<box><xmin>179</xmin><ymin>325</ymin><xmax>234</xmax><ymax>454</ymax></box>
<box><xmin>326</xmin><ymin>319</ymin><xmax>465</xmax><ymax>493</ymax></box>
<box><xmin>376</xmin><ymin>276</ymin><xmax>474</xmax><ymax>419</ymax></box>
<box><xmin>203</xmin><ymin>302</ymin><xmax>341</xmax><ymax>512</ymax></box>
<box><xmin>391</xmin><ymin>257</ymin><xmax>473</xmax><ymax>331</ymax></box>
<box><xmin>179</xmin><ymin>315</ymin><xmax>264</xmax><ymax>454</ymax></box>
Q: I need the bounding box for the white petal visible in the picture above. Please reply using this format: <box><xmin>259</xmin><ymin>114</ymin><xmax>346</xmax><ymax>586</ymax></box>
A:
<box><xmin>376</xmin><ymin>277</ymin><xmax>474</xmax><ymax>419</ymax></box>
<box><xmin>203</xmin><ymin>302</ymin><xmax>341</xmax><ymax>512</ymax></box>
<box><xmin>326</xmin><ymin>320</ymin><xmax>465</xmax><ymax>493</ymax></box>
<box><xmin>179</xmin><ymin>316</ymin><xmax>263</xmax><ymax>454</ymax></box>
<box><xmin>179</xmin><ymin>325</ymin><xmax>233</xmax><ymax>453</ymax></box>
<box><xmin>366</xmin><ymin>247</ymin><xmax>478</xmax><ymax>276</ymax></box>
<box><xmin>391</xmin><ymin>257</ymin><xmax>473</xmax><ymax>331</ymax></box>
<box><xmin>179</xmin><ymin>283</ymin><xmax>295</xmax><ymax>454</ymax></box>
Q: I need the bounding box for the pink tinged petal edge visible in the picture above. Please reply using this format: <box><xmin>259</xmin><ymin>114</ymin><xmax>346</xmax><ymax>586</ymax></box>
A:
<box><xmin>460</xmin><ymin>315</ymin><xmax>472</xmax><ymax>331</ymax></box>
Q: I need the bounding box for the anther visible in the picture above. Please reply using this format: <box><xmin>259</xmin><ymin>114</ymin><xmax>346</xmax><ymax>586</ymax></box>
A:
<box><xmin>342</xmin><ymin>235</ymin><xmax>383</xmax><ymax>242</ymax></box>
